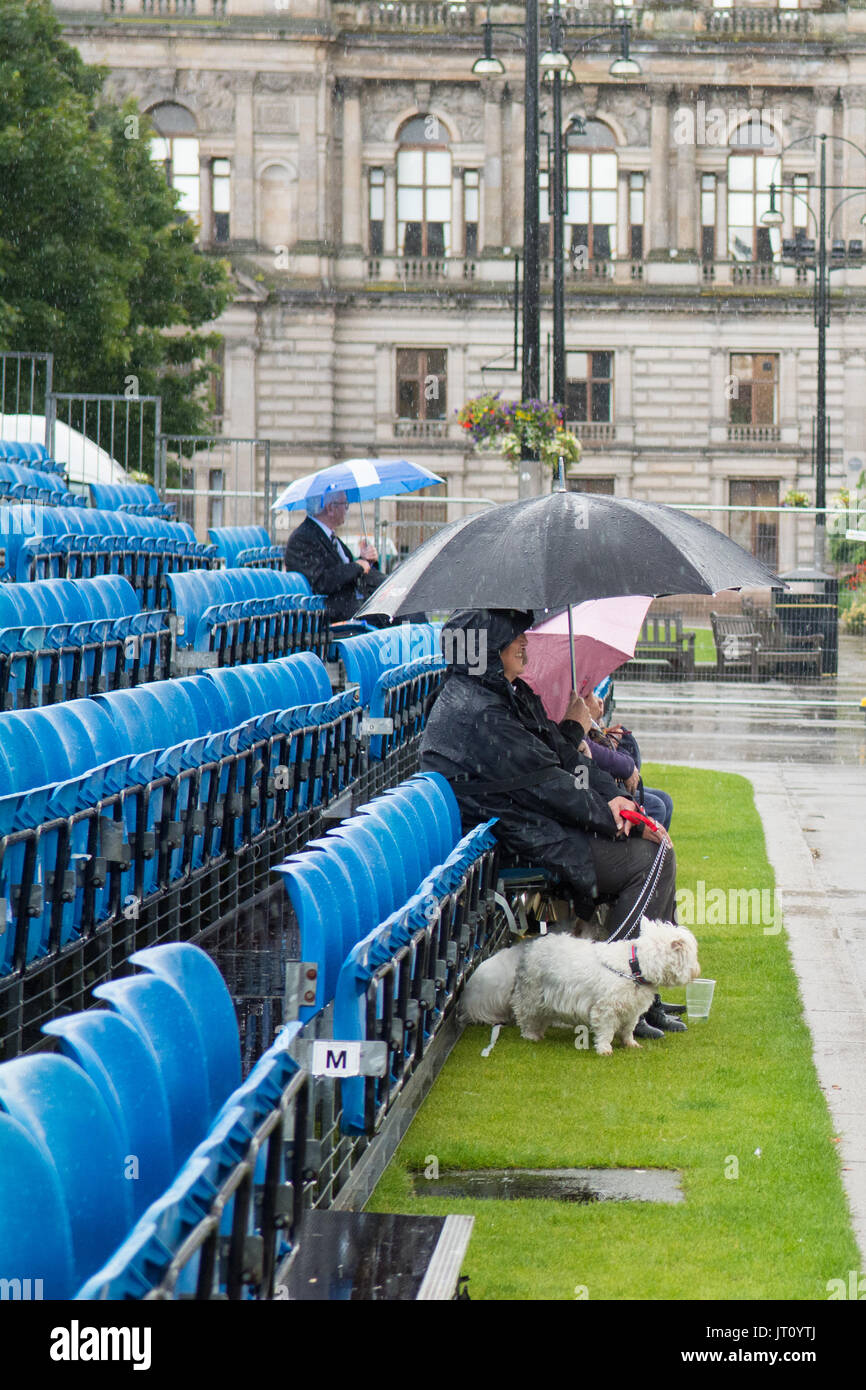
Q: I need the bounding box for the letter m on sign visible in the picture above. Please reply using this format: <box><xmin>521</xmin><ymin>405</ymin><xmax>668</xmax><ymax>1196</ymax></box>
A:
<box><xmin>311</xmin><ymin>1040</ymin><xmax>362</xmax><ymax>1076</ymax></box>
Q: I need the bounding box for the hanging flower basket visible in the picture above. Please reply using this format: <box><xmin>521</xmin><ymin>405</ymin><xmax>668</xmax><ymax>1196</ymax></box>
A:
<box><xmin>456</xmin><ymin>394</ymin><xmax>581</xmax><ymax>475</ymax></box>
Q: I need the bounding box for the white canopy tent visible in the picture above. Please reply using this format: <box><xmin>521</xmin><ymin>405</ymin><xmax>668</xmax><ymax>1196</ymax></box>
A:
<box><xmin>0</xmin><ymin>414</ymin><xmax>129</xmax><ymax>487</ymax></box>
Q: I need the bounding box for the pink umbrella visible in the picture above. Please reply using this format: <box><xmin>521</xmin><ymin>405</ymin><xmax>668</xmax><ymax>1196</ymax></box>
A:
<box><xmin>523</xmin><ymin>595</ymin><xmax>653</xmax><ymax>722</ymax></box>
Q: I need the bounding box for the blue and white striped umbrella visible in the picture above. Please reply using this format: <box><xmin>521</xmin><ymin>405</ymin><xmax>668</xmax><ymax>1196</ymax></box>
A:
<box><xmin>271</xmin><ymin>458</ymin><xmax>444</xmax><ymax>512</ymax></box>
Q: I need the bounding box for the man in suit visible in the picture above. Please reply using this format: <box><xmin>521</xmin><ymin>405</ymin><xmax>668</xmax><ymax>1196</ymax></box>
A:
<box><xmin>282</xmin><ymin>488</ymin><xmax>386</xmax><ymax>622</ymax></box>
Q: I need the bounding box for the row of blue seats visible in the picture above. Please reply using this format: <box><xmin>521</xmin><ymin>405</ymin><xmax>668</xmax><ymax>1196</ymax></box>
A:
<box><xmin>0</xmin><ymin>653</ymin><xmax>350</xmax><ymax>975</ymax></box>
<box><xmin>1</xmin><ymin>505</ymin><xmax>216</xmax><ymax>600</ymax></box>
<box><xmin>276</xmin><ymin>771</ymin><xmax>463</xmax><ymax>1021</ymax></box>
<box><xmin>335</xmin><ymin>817</ymin><xmax>498</xmax><ymax>1132</ymax></box>
<box><xmin>0</xmin><ymin>942</ymin><xmax>257</xmax><ymax>1298</ymax></box>
<box><xmin>0</xmin><ymin>575</ymin><xmax>169</xmax><ymax>709</ymax></box>
<box><xmin>209</xmin><ymin>525</ymin><xmax>283</xmax><ymax>569</ymax></box>
<box><xmin>334</xmin><ymin>624</ymin><xmax>442</xmax><ymax>706</ymax></box>
<box><xmin>89</xmin><ymin>481</ymin><xmax>175</xmax><ymax>519</ymax></box>
<box><xmin>167</xmin><ymin>566</ymin><xmax>325</xmax><ymax>659</ymax></box>
<box><xmin>0</xmin><ymin>461</ymin><xmax>82</xmax><ymax>508</ymax></box>
<box><xmin>75</xmin><ymin>776</ymin><xmax>500</xmax><ymax>1296</ymax></box>
<box><xmin>334</xmin><ymin>625</ymin><xmax>445</xmax><ymax>758</ymax></box>
<box><xmin>0</xmin><ymin>439</ymin><xmax>66</xmax><ymax>476</ymax></box>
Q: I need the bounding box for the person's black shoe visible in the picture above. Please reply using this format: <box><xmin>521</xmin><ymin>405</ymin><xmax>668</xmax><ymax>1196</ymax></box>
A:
<box><xmin>633</xmin><ymin>1016</ymin><xmax>664</xmax><ymax>1040</ymax></box>
<box><xmin>659</xmin><ymin>1000</ymin><xmax>686</xmax><ymax>1015</ymax></box>
<box><xmin>646</xmin><ymin>996</ymin><xmax>687</xmax><ymax>1033</ymax></box>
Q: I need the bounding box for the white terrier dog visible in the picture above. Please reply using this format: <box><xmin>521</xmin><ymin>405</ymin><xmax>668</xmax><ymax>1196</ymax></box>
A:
<box><xmin>459</xmin><ymin>919</ymin><xmax>700</xmax><ymax>1055</ymax></box>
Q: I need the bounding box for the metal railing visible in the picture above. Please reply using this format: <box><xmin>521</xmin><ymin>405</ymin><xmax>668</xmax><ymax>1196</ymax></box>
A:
<box><xmin>158</xmin><ymin>436</ymin><xmax>272</xmax><ymax>536</ymax></box>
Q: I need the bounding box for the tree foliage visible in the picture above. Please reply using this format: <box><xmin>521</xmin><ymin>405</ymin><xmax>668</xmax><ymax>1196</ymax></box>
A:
<box><xmin>0</xmin><ymin>0</ymin><xmax>233</xmax><ymax>455</ymax></box>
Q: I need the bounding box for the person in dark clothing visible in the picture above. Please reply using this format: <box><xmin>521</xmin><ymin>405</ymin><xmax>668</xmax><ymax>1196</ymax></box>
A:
<box><xmin>581</xmin><ymin>692</ymin><xmax>674</xmax><ymax>832</ymax></box>
<box><xmin>282</xmin><ymin>488</ymin><xmax>386</xmax><ymax>622</ymax></box>
<box><xmin>420</xmin><ymin>608</ymin><xmax>685</xmax><ymax>1036</ymax></box>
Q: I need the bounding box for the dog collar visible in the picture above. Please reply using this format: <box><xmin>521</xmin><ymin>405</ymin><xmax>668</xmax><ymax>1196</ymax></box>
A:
<box><xmin>628</xmin><ymin>945</ymin><xmax>653</xmax><ymax>987</ymax></box>
<box><xmin>600</xmin><ymin>945</ymin><xmax>654</xmax><ymax>987</ymax></box>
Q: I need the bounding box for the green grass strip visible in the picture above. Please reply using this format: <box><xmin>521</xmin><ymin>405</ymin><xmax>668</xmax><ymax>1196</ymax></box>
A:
<box><xmin>366</xmin><ymin>765</ymin><xmax>859</xmax><ymax>1300</ymax></box>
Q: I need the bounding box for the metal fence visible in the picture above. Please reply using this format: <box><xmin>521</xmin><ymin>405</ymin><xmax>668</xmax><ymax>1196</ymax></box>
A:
<box><xmin>47</xmin><ymin>393</ymin><xmax>162</xmax><ymax>490</ymax></box>
<box><xmin>0</xmin><ymin>352</ymin><xmax>53</xmax><ymax>443</ymax></box>
<box><xmin>158</xmin><ymin>436</ymin><xmax>272</xmax><ymax>537</ymax></box>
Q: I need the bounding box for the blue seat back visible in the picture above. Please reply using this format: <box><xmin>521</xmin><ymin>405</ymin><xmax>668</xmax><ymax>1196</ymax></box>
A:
<box><xmin>92</xmin><ymin>974</ymin><xmax>212</xmax><ymax>1170</ymax></box>
<box><xmin>42</xmin><ymin>1011</ymin><xmax>175</xmax><ymax>1219</ymax></box>
<box><xmin>129</xmin><ymin>944</ymin><xmax>242</xmax><ymax>1118</ymax></box>
<box><xmin>0</xmin><ymin>1111</ymin><xmax>77</xmax><ymax>1299</ymax></box>
<box><xmin>0</xmin><ymin>1055</ymin><xmax>134</xmax><ymax>1291</ymax></box>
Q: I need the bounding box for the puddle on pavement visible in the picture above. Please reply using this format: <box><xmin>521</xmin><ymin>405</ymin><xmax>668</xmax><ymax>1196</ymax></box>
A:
<box><xmin>412</xmin><ymin>1167</ymin><xmax>684</xmax><ymax>1204</ymax></box>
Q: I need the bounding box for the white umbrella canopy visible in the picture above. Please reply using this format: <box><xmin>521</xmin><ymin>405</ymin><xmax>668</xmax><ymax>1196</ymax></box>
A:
<box><xmin>0</xmin><ymin>414</ymin><xmax>128</xmax><ymax>486</ymax></box>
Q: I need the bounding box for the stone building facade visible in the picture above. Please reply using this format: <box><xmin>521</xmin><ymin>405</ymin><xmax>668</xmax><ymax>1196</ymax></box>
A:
<box><xmin>54</xmin><ymin>1</ymin><xmax>866</xmax><ymax>569</ymax></box>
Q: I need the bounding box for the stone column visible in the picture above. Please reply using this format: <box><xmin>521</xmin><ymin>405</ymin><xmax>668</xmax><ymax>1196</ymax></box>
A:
<box><xmin>383</xmin><ymin>165</ymin><xmax>397</xmax><ymax>254</ymax></box>
<box><xmin>843</xmin><ymin>88</ymin><xmax>866</xmax><ymax>244</ymax></box>
<box><xmin>482</xmin><ymin>79</ymin><xmax>505</xmax><ymax>253</ymax></box>
<box><xmin>198</xmin><ymin>157</ymin><xmax>213</xmax><ymax>246</ymax></box>
<box><xmin>649</xmin><ymin>87</ymin><xmax>670</xmax><ymax>252</ymax></box>
<box><xmin>715</xmin><ymin>172</ymin><xmax>727</xmax><ymax>262</ymax></box>
<box><xmin>451</xmin><ymin>165</ymin><xmax>465</xmax><ymax>258</ymax></box>
<box><xmin>509</xmin><ymin>89</ymin><xmax>525</xmax><ymax>254</ymax></box>
<box><xmin>675</xmin><ymin>88</ymin><xmax>697</xmax><ymax>254</ymax></box>
<box><xmin>710</xmin><ymin>346</ymin><xmax>727</xmax><ymax>426</ymax></box>
<box><xmin>340</xmin><ymin>79</ymin><xmax>363</xmax><ymax>252</ymax></box>
<box><xmin>780</xmin><ymin>347</ymin><xmax>798</xmax><ymax>429</ymax></box>
<box><xmin>617</xmin><ymin>169</ymin><xmax>629</xmax><ymax>262</ymax></box>
<box><xmin>229</xmin><ymin>339</ymin><xmax>258</xmax><ymax>439</ymax></box>
<box><xmin>814</xmin><ymin>86</ymin><xmax>836</xmax><ymax>141</ymax></box>
<box><xmin>843</xmin><ymin>352</ymin><xmax>866</xmax><ymax>461</ymax></box>
<box><xmin>232</xmin><ymin>74</ymin><xmax>255</xmax><ymax>241</ymax></box>
<box><xmin>296</xmin><ymin>74</ymin><xmax>320</xmax><ymax>244</ymax></box>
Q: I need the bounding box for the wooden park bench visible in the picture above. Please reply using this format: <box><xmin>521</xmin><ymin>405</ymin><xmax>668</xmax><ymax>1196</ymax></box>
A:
<box><xmin>710</xmin><ymin>611</ymin><xmax>823</xmax><ymax>679</ymax></box>
<box><xmin>632</xmin><ymin>613</ymin><xmax>696</xmax><ymax>676</ymax></box>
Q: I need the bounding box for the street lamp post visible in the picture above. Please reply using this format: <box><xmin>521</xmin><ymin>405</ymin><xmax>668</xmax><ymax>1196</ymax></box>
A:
<box><xmin>523</xmin><ymin>0</ymin><xmax>541</xmax><ymax>404</ymax></box>
<box><xmin>545</xmin><ymin>12</ymin><xmax>640</xmax><ymax>408</ymax></box>
<box><xmin>473</xmin><ymin>4</ymin><xmax>640</xmax><ymax>493</ymax></box>
<box><xmin>762</xmin><ymin>132</ymin><xmax>866</xmax><ymax>569</ymax></box>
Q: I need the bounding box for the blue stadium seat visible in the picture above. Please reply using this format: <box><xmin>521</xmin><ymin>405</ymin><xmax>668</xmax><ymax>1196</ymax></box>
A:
<box><xmin>128</xmin><ymin>943</ymin><xmax>242</xmax><ymax>1118</ymax></box>
<box><xmin>0</xmin><ymin>1111</ymin><xmax>77</xmax><ymax>1300</ymax></box>
<box><xmin>92</xmin><ymin>974</ymin><xmax>212</xmax><ymax>1169</ymax></box>
<box><xmin>41</xmin><ymin>1010</ymin><xmax>175</xmax><ymax>1218</ymax></box>
<box><xmin>0</xmin><ymin>1054</ymin><xmax>134</xmax><ymax>1291</ymax></box>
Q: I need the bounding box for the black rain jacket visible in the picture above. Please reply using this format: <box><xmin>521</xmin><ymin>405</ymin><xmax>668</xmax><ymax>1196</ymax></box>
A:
<box><xmin>419</xmin><ymin>609</ymin><xmax>622</xmax><ymax>912</ymax></box>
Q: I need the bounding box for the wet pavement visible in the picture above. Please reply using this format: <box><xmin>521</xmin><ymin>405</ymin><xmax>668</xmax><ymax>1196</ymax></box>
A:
<box><xmin>414</xmin><ymin>1167</ymin><xmax>684</xmax><ymax>1205</ymax></box>
<box><xmin>611</xmin><ymin>634</ymin><xmax>866</xmax><ymax>1262</ymax></box>
<box><xmin>614</xmin><ymin>636</ymin><xmax>866</xmax><ymax>768</ymax></box>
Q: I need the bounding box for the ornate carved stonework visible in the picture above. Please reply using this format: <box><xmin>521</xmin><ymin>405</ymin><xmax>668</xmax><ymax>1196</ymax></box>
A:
<box><xmin>606</xmin><ymin>90</ymin><xmax>650</xmax><ymax>147</ymax></box>
<box><xmin>255</xmin><ymin>98</ymin><xmax>299</xmax><ymax>133</ymax></box>
<box><xmin>789</xmin><ymin>95</ymin><xmax>818</xmax><ymax>143</ymax></box>
<box><xmin>361</xmin><ymin>81</ymin><xmax>483</xmax><ymax>143</ymax></box>
<box><xmin>256</xmin><ymin>74</ymin><xmax>294</xmax><ymax>94</ymax></box>
<box><xmin>361</xmin><ymin>82</ymin><xmax>414</xmax><ymax>140</ymax></box>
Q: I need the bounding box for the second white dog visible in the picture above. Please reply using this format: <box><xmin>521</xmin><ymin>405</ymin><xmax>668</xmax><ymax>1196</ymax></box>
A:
<box><xmin>459</xmin><ymin>918</ymin><xmax>700</xmax><ymax>1055</ymax></box>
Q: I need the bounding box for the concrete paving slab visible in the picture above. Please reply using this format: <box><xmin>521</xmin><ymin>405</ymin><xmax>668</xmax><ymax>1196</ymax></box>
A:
<box><xmin>635</xmin><ymin>751</ymin><xmax>866</xmax><ymax>1266</ymax></box>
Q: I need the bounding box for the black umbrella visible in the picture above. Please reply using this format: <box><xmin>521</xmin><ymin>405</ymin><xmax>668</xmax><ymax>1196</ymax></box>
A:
<box><xmin>355</xmin><ymin>491</ymin><xmax>782</xmax><ymax>620</ymax></box>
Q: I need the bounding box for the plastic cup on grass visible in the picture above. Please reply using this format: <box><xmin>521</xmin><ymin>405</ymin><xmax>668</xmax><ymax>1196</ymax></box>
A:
<box><xmin>686</xmin><ymin>978</ymin><xmax>716</xmax><ymax>1020</ymax></box>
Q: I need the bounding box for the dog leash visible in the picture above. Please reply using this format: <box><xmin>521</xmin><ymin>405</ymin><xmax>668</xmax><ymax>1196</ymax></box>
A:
<box><xmin>604</xmin><ymin>838</ymin><xmax>670</xmax><ymax>944</ymax></box>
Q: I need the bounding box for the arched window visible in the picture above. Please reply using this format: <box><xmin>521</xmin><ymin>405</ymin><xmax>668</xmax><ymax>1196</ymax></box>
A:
<box><xmin>396</xmin><ymin>115</ymin><xmax>452</xmax><ymax>257</ymax></box>
<box><xmin>727</xmin><ymin>120</ymin><xmax>781</xmax><ymax>262</ymax></box>
<box><xmin>541</xmin><ymin>119</ymin><xmax>618</xmax><ymax>261</ymax></box>
<box><xmin>148</xmin><ymin>103</ymin><xmax>199</xmax><ymax>217</ymax></box>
